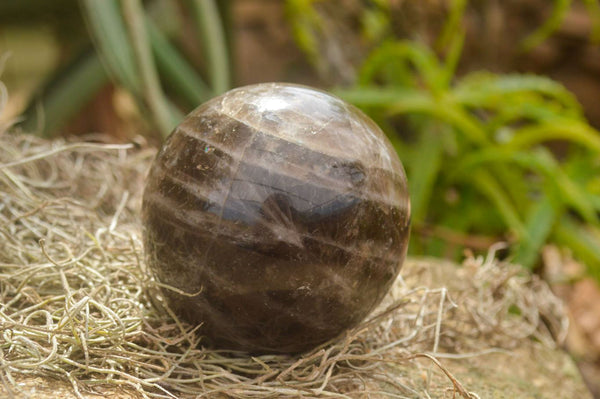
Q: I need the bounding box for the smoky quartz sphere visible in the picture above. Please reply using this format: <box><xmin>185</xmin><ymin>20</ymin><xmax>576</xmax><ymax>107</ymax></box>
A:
<box><xmin>142</xmin><ymin>83</ymin><xmax>410</xmax><ymax>353</ymax></box>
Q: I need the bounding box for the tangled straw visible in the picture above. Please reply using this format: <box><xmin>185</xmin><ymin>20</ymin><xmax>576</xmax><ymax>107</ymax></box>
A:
<box><xmin>0</xmin><ymin>133</ymin><xmax>567</xmax><ymax>398</ymax></box>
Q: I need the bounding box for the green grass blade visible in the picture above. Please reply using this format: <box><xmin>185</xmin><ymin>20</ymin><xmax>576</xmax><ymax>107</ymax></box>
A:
<box><xmin>453</xmin><ymin>147</ymin><xmax>598</xmax><ymax>224</ymax></box>
<box><xmin>471</xmin><ymin>169</ymin><xmax>528</xmax><ymax>240</ymax></box>
<box><xmin>80</xmin><ymin>0</ymin><xmax>140</xmax><ymax>94</ymax></box>
<box><xmin>190</xmin><ymin>0</ymin><xmax>231</xmax><ymax>94</ymax></box>
<box><xmin>357</xmin><ymin>41</ymin><xmax>446</xmax><ymax>93</ymax></box>
<box><xmin>440</xmin><ymin>30</ymin><xmax>465</xmax><ymax>89</ymax></box>
<box><xmin>525</xmin><ymin>149</ymin><xmax>598</xmax><ymax>224</ymax></box>
<box><xmin>22</xmin><ymin>51</ymin><xmax>108</xmax><ymax>137</ymax></box>
<box><xmin>507</xmin><ymin>121</ymin><xmax>600</xmax><ymax>153</ymax></box>
<box><xmin>285</xmin><ymin>0</ymin><xmax>322</xmax><ymax>66</ymax></box>
<box><xmin>122</xmin><ymin>0</ymin><xmax>179</xmax><ymax>136</ymax></box>
<box><xmin>564</xmin><ymin>154</ymin><xmax>600</xmax><ymax>209</ymax></box>
<box><xmin>337</xmin><ymin>87</ymin><xmax>488</xmax><ymax>144</ymax></box>
<box><xmin>582</xmin><ymin>0</ymin><xmax>600</xmax><ymax>43</ymax></box>
<box><xmin>553</xmin><ymin>216</ymin><xmax>600</xmax><ymax>279</ymax></box>
<box><xmin>146</xmin><ymin>18</ymin><xmax>212</xmax><ymax>107</ymax></box>
<box><xmin>408</xmin><ymin>125</ymin><xmax>444</xmax><ymax>224</ymax></box>
<box><xmin>486</xmin><ymin>103</ymin><xmax>576</xmax><ymax>136</ymax></box>
<box><xmin>436</xmin><ymin>0</ymin><xmax>467</xmax><ymax>49</ymax></box>
<box><xmin>335</xmin><ymin>87</ymin><xmax>428</xmax><ymax>107</ymax></box>
<box><xmin>521</xmin><ymin>0</ymin><xmax>571</xmax><ymax>51</ymax></box>
<box><xmin>429</xmin><ymin>100</ymin><xmax>488</xmax><ymax>145</ymax></box>
<box><xmin>513</xmin><ymin>196</ymin><xmax>560</xmax><ymax>269</ymax></box>
<box><xmin>453</xmin><ymin>73</ymin><xmax>582</xmax><ymax>114</ymax></box>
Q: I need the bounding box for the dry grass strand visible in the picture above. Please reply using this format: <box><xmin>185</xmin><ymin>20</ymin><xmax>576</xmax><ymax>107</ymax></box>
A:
<box><xmin>0</xmin><ymin>133</ymin><xmax>568</xmax><ymax>398</ymax></box>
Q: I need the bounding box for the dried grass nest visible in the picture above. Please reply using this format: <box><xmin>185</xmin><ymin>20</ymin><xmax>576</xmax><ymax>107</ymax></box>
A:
<box><xmin>0</xmin><ymin>131</ymin><xmax>568</xmax><ymax>398</ymax></box>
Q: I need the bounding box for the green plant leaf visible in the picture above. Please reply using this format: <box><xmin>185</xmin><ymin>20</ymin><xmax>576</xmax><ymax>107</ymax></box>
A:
<box><xmin>521</xmin><ymin>0</ymin><xmax>571</xmax><ymax>51</ymax></box>
<box><xmin>338</xmin><ymin>87</ymin><xmax>489</xmax><ymax>145</ymax></box>
<box><xmin>122</xmin><ymin>0</ymin><xmax>179</xmax><ymax>136</ymax></box>
<box><xmin>436</xmin><ymin>0</ymin><xmax>467</xmax><ymax>50</ymax></box>
<box><xmin>358</xmin><ymin>41</ymin><xmax>447</xmax><ymax>93</ymax></box>
<box><xmin>440</xmin><ymin>30</ymin><xmax>465</xmax><ymax>89</ymax></box>
<box><xmin>335</xmin><ymin>87</ymin><xmax>428</xmax><ymax>107</ymax></box>
<box><xmin>513</xmin><ymin>196</ymin><xmax>560</xmax><ymax>269</ymax></box>
<box><xmin>332</xmin><ymin>12</ymin><xmax>600</xmax><ymax>271</ymax></box>
<box><xmin>453</xmin><ymin>73</ymin><xmax>582</xmax><ymax>115</ymax></box>
<box><xmin>80</xmin><ymin>0</ymin><xmax>141</xmax><ymax>94</ymax></box>
<box><xmin>582</xmin><ymin>0</ymin><xmax>600</xmax><ymax>43</ymax></box>
<box><xmin>427</xmin><ymin>99</ymin><xmax>489</xmax><ymax>145</ymax></box>
<box><xmin>361</xmin><ymin>5</ymin><xmax>390</xmax><ymax>42</ymax></box>
<box><xmin>146</xmin><ymin>18</ymin><xmax>212</xmax><ymax>107</ymax></box>
<box><xmin>471</xmin><ymin>169</ymin><xmax>528</xmax><ymax>241</ymax></box>
<box><xmin>553</xmin><ymin>216</ymin><xmax>600</xmax><ymax>279</ymax></box>
<box><xmin>507</xmin><ymin>120</ymin><xmax>600</xmax><ymax>153</ymax></box>
<box><xmin>526</xmin><ymin>149</ymin><xmax>598</xmax><ymax>224</ymax></box>
<box><xmin>285</xmin><ymin>0</ymin><xmax>322</xmax><ymax>66</ymax></box>
<box><xmin>408</xmin><ymin>124</ymin><xmax>445</xmax><ymax>224</ymax></box>
<box><xmin>22</xmin><ymin>51</ymin><xmax>108</xmax><ymax>137</ymax></box>
<box><xmin>486</xmin><ymin>104</ymin><xmax>575</xmax><ymax>137</ymax></box>
<box><xmin>453</xmin><ymin>147</ymin><xmax>598</xmax><ymax>224</ymax></box>
<box><xmin>190</xmin><ymin>0</ymin><xmax>231</xmax><ymax>94</ymax></box>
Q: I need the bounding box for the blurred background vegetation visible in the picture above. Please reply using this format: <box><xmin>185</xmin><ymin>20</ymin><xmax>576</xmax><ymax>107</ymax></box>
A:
<box><xmin>1</xmin><ymin>0</ymin><xmax>598</xmax><ymax>276</ymax></box>
<box><xmin>1</xmin><ymin>0</ymin><xmax>600</xmax><ymax>394</ymax></box>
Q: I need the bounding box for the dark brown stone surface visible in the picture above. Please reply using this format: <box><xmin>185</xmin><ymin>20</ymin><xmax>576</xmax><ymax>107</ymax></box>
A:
<box><xmin>142</xmin><ymin>83</ymin><xmax>410</xmax><ymax>353</ymax></box>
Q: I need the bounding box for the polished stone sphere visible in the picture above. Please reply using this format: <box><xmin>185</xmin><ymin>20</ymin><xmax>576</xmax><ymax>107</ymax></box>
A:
<box><xmin>142</xmin><ymin>83</ymin><xmax>410</xmax><ymax>353</ymax></box>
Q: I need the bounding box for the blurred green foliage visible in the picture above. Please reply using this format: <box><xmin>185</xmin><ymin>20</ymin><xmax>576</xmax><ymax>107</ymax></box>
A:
<box><xmin>337</xmin><ymin>39</ymin><xmax>600</xmax><ymax>274</ymax></box>
<box><xmin>21</xmin><ymin>0</ymin><xmax>229</xmax><ymax>138</ymax></box>
<box><xmin>8</xmin><ymin>0</ymin><xmax>600</xmax><ymax>275</ymax></box>
<box><xmin>521</xmin><ymin>0</ymin><xmax>600</xmax><ymax>50</ymax></box>
<box><xmin>327</xmin><ymin>2</ymin><xmax>600</xmax><ymax>275</ymax></box>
